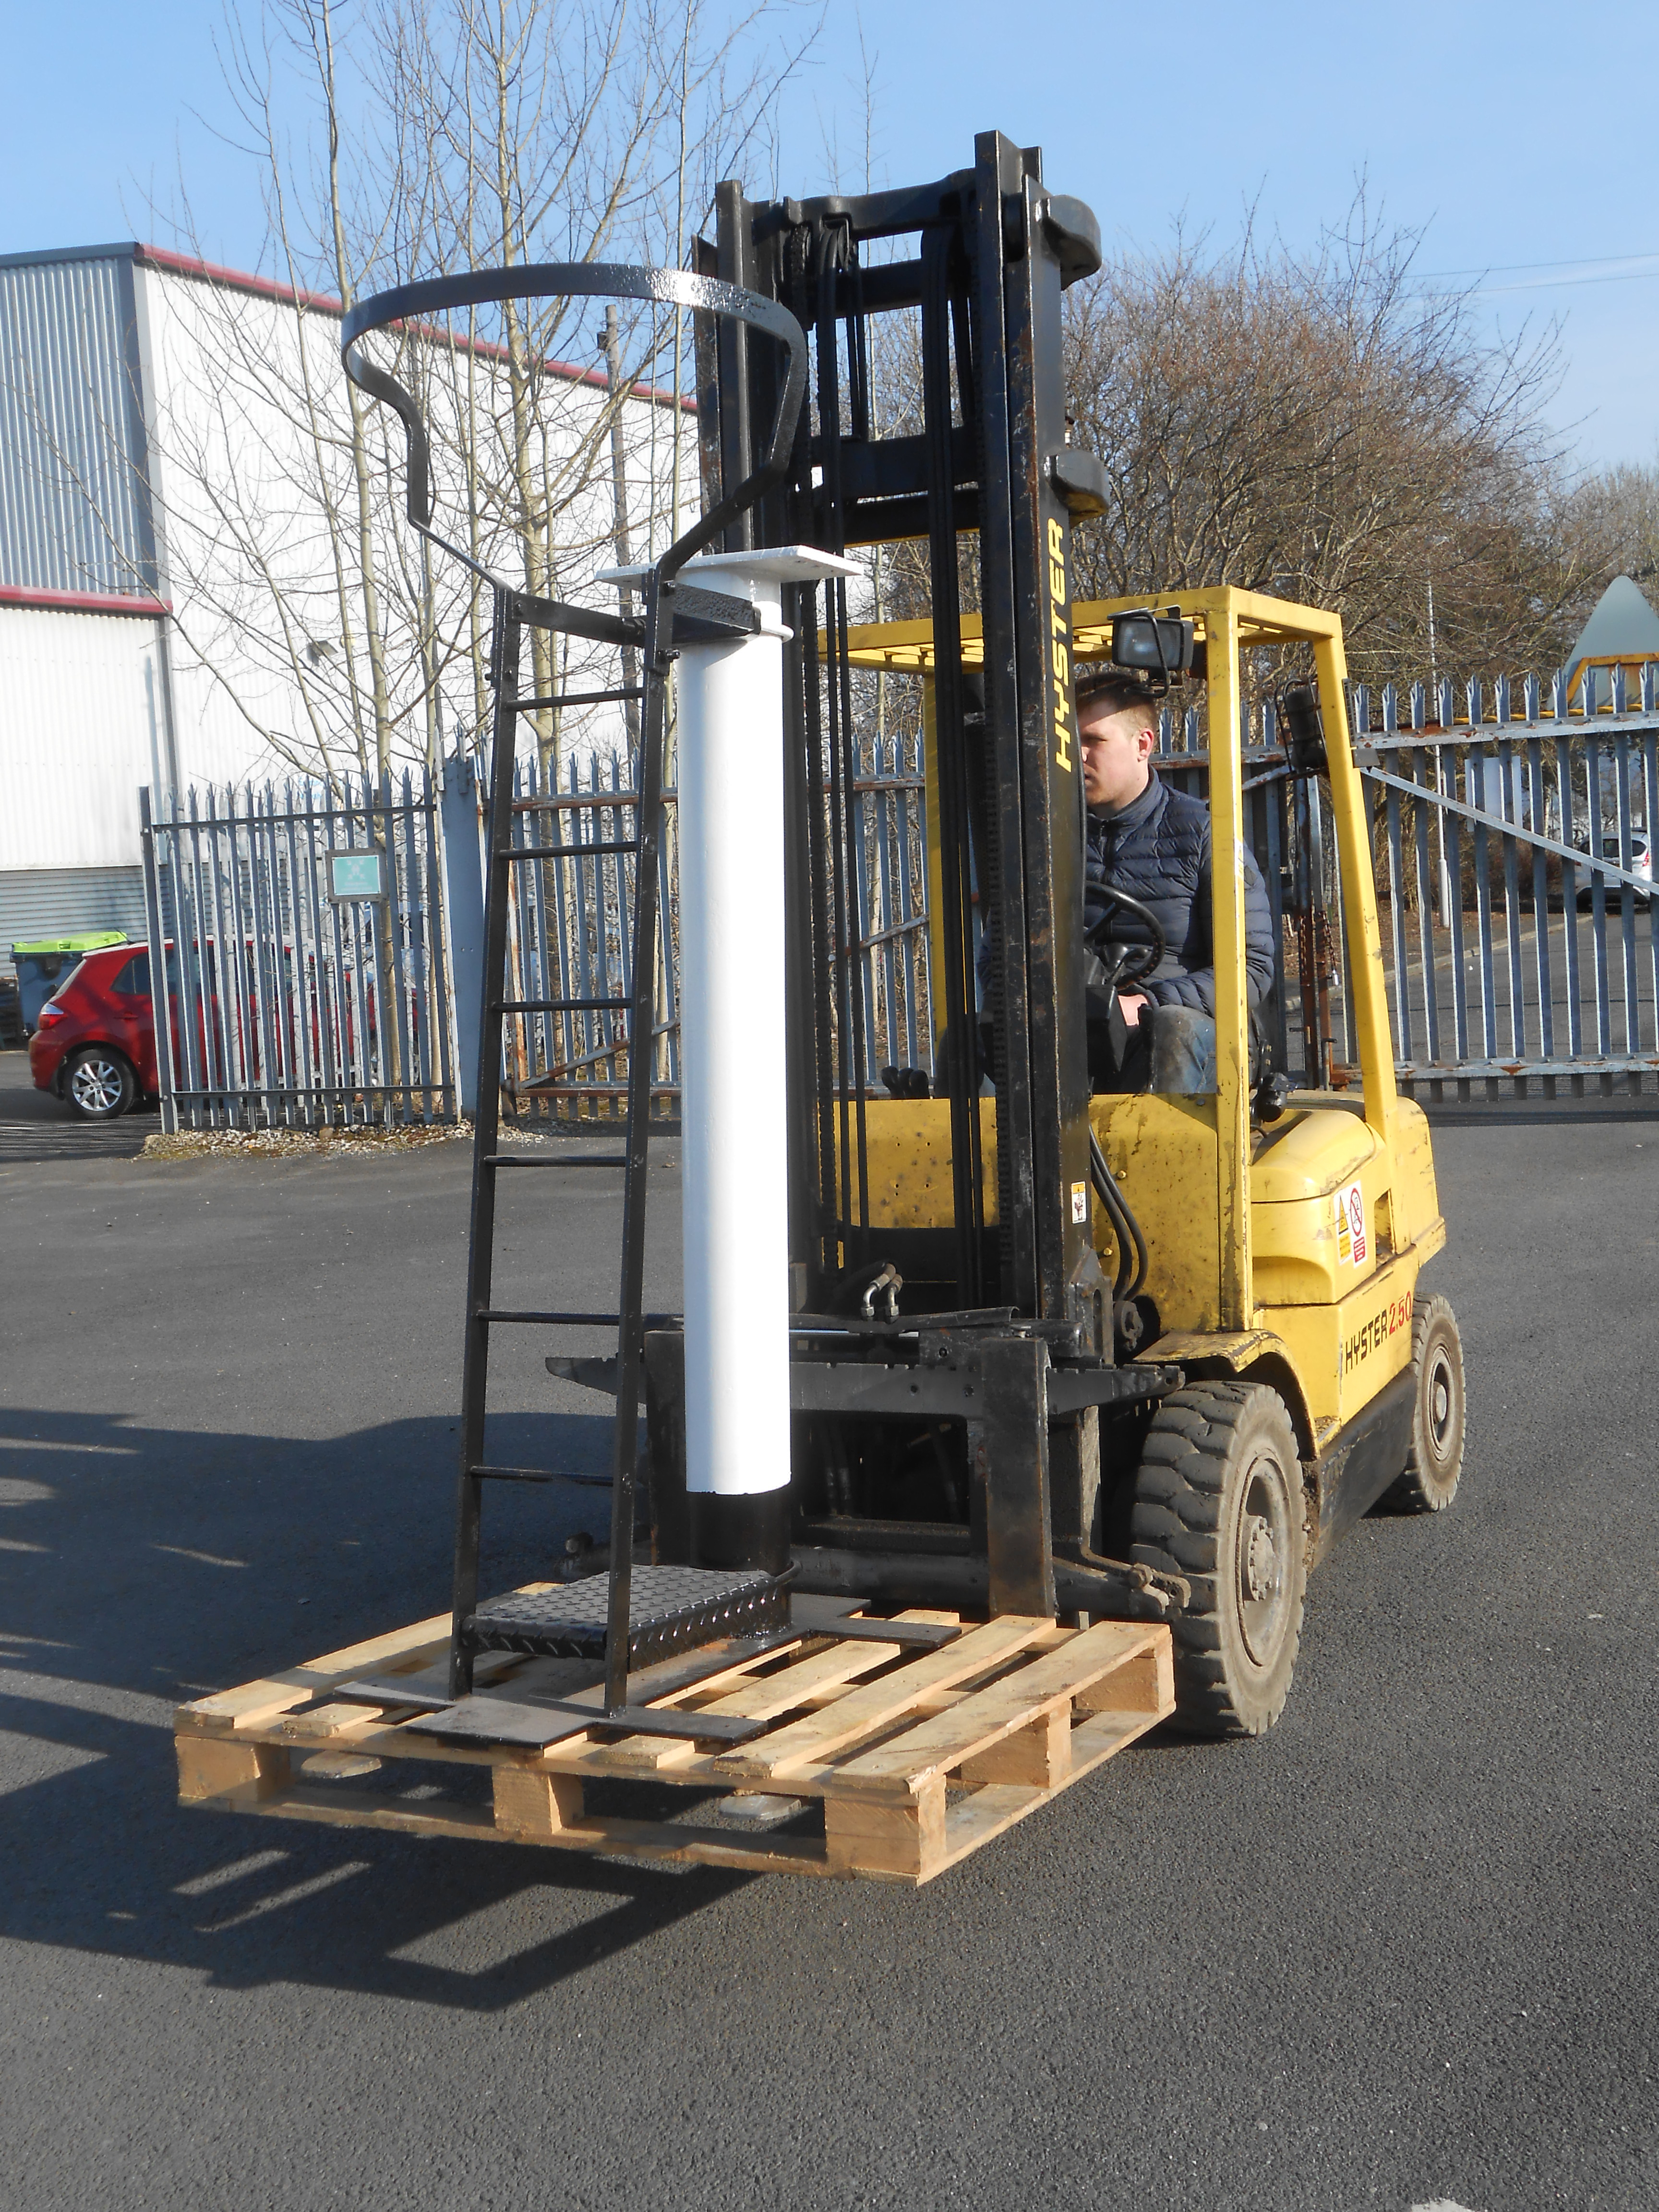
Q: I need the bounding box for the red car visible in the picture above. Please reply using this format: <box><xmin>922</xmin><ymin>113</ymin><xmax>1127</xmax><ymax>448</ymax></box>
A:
<box><xmin>28</xmin><ymin>943</ymin><xmax>170</xmax><ymax>1118</ymax></box>
<box><xmin>31</xmin><ymin>940</ymin><xmax>381</xmax><ymax>1119</ymax></box>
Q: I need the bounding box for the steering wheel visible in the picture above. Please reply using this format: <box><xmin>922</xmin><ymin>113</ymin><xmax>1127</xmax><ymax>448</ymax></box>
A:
<box><xmin>1085</xmin><ymin>885</ymin><xmax>1167</xmax><ymax>989</ymax></box>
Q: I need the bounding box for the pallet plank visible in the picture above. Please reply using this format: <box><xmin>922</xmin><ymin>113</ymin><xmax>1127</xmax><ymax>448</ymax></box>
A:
<box><xmin>685</xmin><ymin>1609</ymin><xmax>959</xmax><ymax>1726</ymax></box>
<box><xmin>334</xmin><ymin>1651</ymin><xmax>528</xmax><ymax>1709</ymax></box>
<box><xmin>403</xmin><ymin>1631</ymin><xmax>805</xmax><ymax>1754</ymax></box>
<box><xmin>549</xmin><ymin>1635</ymin><xmax>914</xmax><ymax>1777</ymax></box>
<box><xmin>180</xmin><ymin>1615</ymin><xmax>455</xmax><ymax>1731</ymax></box>
<box><xmin>712</xmin><ymin>1615</ymin><xmax>1051</xmax><ymax>1781</ymax></box>
<box><xmin>834</xmin><ymin>1621</ymin><xmax>1166</xmax><ymax>1795</ymax></box>
<box><xmin>204</xmin><ymin>1780</ymin><xmax>508</xmax><ymax>1841</ymax></box>
<box><xmin>178</xmin><ymin>1595</ymin><xmax>575</xmax><ymax>1735</ymax></box>
<box><xmin>198</xmin><ymin>1781</ymin><xmax>834</xmax><ymax>1876</ymax></box>
<box><xmin>697</xmin><ymin>1635</ymin><xmax>902</xmax><ymax>1719</ymax></box>
<box><xmin>266</xmin><ymin>1702</ymin><xmax>394</xmax><ymax>1745</ymax></box>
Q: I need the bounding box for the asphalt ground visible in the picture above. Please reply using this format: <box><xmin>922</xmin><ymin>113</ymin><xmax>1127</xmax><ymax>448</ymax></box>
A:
<box><xmin>0</xmin><ymin>1047</ymin><xmax>1654</xmax><ymax>2212</ymax></box>
<box><xmin>0</xmin><ymin>1043</ymin><xmax>156</xmax><ymax>1168</ymax></box>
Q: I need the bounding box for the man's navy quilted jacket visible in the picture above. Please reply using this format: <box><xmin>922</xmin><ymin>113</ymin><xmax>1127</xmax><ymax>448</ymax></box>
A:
<box><xmin>1082</xmin><ymin>771</ymin><xmax>1276</xmax><ymax>1014</ymax></box>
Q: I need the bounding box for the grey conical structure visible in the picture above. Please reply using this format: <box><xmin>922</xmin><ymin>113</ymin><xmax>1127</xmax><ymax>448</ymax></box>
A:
<box><xmin>1563</xmin><ymin>574</ymin><xmax>1659</xmax><ymax>708</ymax></box>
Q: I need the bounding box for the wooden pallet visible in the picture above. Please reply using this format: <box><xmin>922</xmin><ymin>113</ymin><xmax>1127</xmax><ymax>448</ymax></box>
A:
<box><xmin>173</xmin><ymin>1593</ymin><xmax>1174</xmax><ymax>1886</ymax></box>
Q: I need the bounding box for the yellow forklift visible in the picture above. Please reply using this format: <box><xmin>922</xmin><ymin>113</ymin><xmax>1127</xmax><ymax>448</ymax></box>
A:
<box><xmin>832</xmin><ymin>588</ymin><xmax>1466</xmax><ymax>1735</ymax></box>
<box><xmin>175</xmin><ymin>130</ymin><xmax>1465</xmax><ymax>1883</ymax></box>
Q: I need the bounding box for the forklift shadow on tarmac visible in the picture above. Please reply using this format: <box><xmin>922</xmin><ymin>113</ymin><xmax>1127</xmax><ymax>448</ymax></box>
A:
<box><xmin>0</xmin><ymin>1700</ymin><xmax>755</xmax><ymax>2009</ymax></box>
<box><xmin>0</xmin><ymin>1405</ymin><xmax>776</xmax><ymax>2006</ymax></box>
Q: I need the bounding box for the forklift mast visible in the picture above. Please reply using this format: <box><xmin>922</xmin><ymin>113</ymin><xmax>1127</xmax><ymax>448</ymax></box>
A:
<box><xmin>695</xmin><ymin>131</ymin><xmax>1106</xmax><ymax>1331</ymax></box>
<box><xmin>339</xmin><ymin>134</ymin><xmax>1182</xmax><ymax>1721</ymax></box>
<box><xmin>627</xmin><ymin>131</ymin><xmax>1186</xmax><ymax>1627</ymax></box>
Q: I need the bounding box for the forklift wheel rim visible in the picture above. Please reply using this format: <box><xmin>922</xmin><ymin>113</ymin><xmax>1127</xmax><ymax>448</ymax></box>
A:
<box><xmin>1425</xmin><ymin>1345</ymin><xmax>1456</xmax><ymax>1463</ymax></box>
<box><xmin>1236</xmin><ymin>1451</ymin><xmax>1295</xmax><ymax>1669</ymax></box>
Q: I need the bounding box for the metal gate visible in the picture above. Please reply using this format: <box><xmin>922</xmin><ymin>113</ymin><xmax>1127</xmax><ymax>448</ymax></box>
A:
<box><xmin>1350</xmin><ymin>672</ymin><xmax>1657</xmax><ymax>1098</ymax></box>
<box><xmin>1101</xmin><ymin>671</ymin><xmax>1658</xmax><ymax>1100</ymax></box>
<box><xmin>139</xmin><ymin>769</ymin><xmax>457</xmax><ymax>1130</ymax></box>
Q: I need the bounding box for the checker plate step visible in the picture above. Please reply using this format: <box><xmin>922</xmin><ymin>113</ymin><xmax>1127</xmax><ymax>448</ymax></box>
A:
<box><xmin>463</xmin><ymin>1565</ymin><xmax>789</xmax><ymax>1669</ymax></box>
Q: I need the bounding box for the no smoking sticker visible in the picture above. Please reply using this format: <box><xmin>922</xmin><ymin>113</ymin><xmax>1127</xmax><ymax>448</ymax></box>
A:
<box><xmin>1335</xmin><ymin>1179</ymin><xmax>1368</xmax><ymax>1266</ymax></box>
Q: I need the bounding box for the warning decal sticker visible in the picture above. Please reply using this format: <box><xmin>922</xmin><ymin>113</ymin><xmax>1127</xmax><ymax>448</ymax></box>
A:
<box><xmin>1070</xmin><ymin>1180</ymin><xmax>1089</xmax><ymax>1225</ymax></box>
<box><xmin>1335</xmin><ymin>1180</ymin><xmax>1368</xmax><ymax>1266</ymax></box>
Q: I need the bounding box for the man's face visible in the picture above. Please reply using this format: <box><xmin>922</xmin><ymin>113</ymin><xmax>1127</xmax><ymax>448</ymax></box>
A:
<box><xmin>1079</xmin><ymin>697</ymin><xmax>1156</xmax><ymax>812</ymax></box>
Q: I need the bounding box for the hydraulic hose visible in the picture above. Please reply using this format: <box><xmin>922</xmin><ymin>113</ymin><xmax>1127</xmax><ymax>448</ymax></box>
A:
<box><xmin>1089</xmin><ymin>1130</ymin><xmax>1130</xmax><ymax>1299</ymax></box>
<box><xmin>1089</xmin><ymin>1126</ymin><xmax>1149</xmax><ymax>1303</ymax></box>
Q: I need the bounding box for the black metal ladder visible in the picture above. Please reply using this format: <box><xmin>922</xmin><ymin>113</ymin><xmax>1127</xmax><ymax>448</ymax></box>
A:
<box><xmin>335</xmin><ymin>257</ymin><xmax>813</xmax><ymax>1728</ymax></box>
<box><xmin>447</xmin><ymin>570</ymin><xmax>792</xmax><ymax>1731</ymax></box>
<box><xmin>450</xmin><ymin>570</ymin><xmax>667</xmax><ymax>1702</ymax></box>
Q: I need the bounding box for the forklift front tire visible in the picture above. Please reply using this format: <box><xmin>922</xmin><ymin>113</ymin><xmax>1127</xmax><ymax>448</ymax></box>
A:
<box><xmin>1129</xmin><ymin>1383</ymin><xmax>1307</xmax><ymax>1739</ymax></box>
<box><xmin>1380</xmin><ymin>1292</ymin><xmax>1465</xmax><ymax>1515</ymax></box>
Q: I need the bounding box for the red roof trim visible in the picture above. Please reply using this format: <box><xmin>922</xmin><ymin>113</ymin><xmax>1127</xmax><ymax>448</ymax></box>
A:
<box><xmin>133</xmin><ymin>242</ymin><xmax>697</xmax><ymax>414</ymax></box>
<box><xmin>134</xmin><ymin>241</ymin><xmax>342</xmax><ymax>319</ymax></box>
<box><xmin>0</xmin><ymin>584</ymin><xmax>171</xmax><ymax>619</ymax></box>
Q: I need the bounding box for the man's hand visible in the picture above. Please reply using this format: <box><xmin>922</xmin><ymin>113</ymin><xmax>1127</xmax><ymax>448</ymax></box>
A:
<box><xmin>1118</xmin><ymin>993</ymin><xmax>1149</xmax><ymax>1029</ymax></box>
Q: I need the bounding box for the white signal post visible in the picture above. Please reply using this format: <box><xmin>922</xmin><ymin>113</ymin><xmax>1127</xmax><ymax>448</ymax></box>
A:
<box><xmin>603</xmin><ymin>546</ymin><xmax>861</xmax><ymax>1557</ymax></box>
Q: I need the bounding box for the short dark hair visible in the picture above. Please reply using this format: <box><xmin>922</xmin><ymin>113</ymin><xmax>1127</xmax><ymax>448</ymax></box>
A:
<box><xmin>1075</xmin><ymin>671</ymin><xmax>1157</xmax><ymax>727</ymax></box>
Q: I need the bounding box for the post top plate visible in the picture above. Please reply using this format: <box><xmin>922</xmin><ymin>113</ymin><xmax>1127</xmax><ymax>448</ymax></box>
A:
<box><xmin>597</xmin><ymin>545</ymin><xmax>864</xmax><ymax>590</ymax></box>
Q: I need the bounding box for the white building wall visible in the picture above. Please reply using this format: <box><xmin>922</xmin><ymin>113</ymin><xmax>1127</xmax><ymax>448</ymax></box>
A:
<box><xmin>0</xmin><ymin>604</ymin><xmax>171</xmax><ymax>867</ymax></box>
<box><xmin>140</xmin><ymin>259</ymin><xmax>688</xmax><ymax>785</ymax></box>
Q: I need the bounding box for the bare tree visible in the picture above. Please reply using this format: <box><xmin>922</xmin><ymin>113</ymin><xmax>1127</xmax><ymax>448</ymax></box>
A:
<box><xmin>1556</xmin><ymin>457</ymin><xmax>1659</xmax><ymax>627</ymax></box>
<box><xmin>1061</xmin><ymin>206</ymin><xmax>1595</xmax><ymax>684</ymax></box>
<box><xmin>141</xmin><ymin>0</ymin><xmax>820</xmax><ymax>795</ymax></box>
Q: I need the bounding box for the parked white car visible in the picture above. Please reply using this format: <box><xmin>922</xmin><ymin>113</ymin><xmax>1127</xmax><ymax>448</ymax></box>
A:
<box><xmin>1576</xmin><ymin>828</ymin><xmax>1652</xmax><ymax>908</ymax></box>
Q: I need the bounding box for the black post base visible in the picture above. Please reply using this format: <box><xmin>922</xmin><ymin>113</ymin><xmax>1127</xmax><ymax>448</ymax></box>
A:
<box><xmin>690</xmin><ymin>1488</ymin><xmax>793</xmax><ymax>1575</ymax></box>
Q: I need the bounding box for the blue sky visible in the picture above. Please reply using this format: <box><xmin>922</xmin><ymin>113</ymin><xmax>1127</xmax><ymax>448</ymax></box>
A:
<box><xmin>8</xmin><ymin>0</ymin><xmax>1658</xmax><ymax>469</ymax></box>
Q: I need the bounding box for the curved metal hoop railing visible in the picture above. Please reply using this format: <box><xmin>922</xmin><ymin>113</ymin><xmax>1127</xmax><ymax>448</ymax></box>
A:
<box><xmin>340</xmin><ymin>263</ymin><xmax>808</xmax><ymax>582</ymax></box>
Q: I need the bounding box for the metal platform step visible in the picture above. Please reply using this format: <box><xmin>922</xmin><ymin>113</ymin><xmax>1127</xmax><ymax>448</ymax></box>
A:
<box><xmin>462</xmin><ymin>1564</ymin><xmax>790</xmax><ymax>1671</ymax></box>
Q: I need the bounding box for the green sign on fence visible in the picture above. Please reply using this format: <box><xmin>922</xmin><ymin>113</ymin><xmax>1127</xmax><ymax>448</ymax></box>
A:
<box><xmin>328</xmin><ymin>850</ymin><xmax>388</xmax><ymax>902</ymax></box>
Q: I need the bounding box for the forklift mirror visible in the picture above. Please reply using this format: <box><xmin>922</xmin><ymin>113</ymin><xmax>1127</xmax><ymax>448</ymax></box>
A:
<box><xmin>1280</xmin><ymin>684</ymin><xmax>1328</xmax><ymax>778</ymax></box>
<box><xmin>1110</xmin><ymin>612</ymin><xmax>1195</xmax><ymax>688</ymax></box>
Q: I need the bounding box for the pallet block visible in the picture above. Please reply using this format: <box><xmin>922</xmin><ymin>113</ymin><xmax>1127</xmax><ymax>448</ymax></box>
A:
<box><xmin>173</xmin><ymin>1594</ymin><xmax>1175</xmax><ymax>1886</ymax></box>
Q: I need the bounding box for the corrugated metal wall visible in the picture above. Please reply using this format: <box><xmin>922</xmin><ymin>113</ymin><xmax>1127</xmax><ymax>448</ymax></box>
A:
<box><xmin>0</xmin><ymin>866</ymin><xmax>145</xmax><ymax>971</ymax></box>
<box><xmin>0</xmin><ymin>247</ymin><xmax>158</xmax><ymax>598</ymax></box>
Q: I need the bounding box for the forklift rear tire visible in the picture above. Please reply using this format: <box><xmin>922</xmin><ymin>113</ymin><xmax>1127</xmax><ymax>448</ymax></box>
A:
<box><xmin>1379</xmin><ymin>1292</ymin><xmax>1465</xmax><ymax>1514</ymax></box>
<box><xmin>1129</xmin><ymin>1383</ymin><xmax>1307</xmax><ymax>1739</ymax></box>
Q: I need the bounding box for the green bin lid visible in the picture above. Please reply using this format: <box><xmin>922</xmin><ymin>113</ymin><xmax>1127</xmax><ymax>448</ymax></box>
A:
<box><xmin>10</xmin><ymin>931</ymin><xmax>131</xmax><ymax>957</ymax></box>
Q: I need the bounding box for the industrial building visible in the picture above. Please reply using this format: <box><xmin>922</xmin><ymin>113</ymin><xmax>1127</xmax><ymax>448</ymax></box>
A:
<box><xmin>0</xmin><ymin>240</ymin><xmax>688</xmax><ymax>971</ymax></box>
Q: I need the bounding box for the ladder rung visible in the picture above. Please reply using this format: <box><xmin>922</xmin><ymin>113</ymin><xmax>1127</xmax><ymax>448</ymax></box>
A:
<box><xmin>510</xmin><ymin>686</ymin><xmax>645</xmax><ymax>711</ymax></box>
<box><xmin>505</xmin><ymin>841</ymin><xmax>638</xmax><ymax>860</ymax></box>
<box><xmin>493</xmin><ymin>996</ymin><xmax>631</xmax><ymax>1013</ymax></box>
<box><xmin>476</xmin><ymin>1308</ymin><xmax>680</xmax><ymax>1326</ymax></box>
<box><xmin>464</xmin><ymin>1464</ymin><xmax>612</xmax><ymax>1486</ymax></box>
<box><xmin>481</xmin><ymin>1153</ymin><xmax>629</xmax><ymax>1168</ymax></box>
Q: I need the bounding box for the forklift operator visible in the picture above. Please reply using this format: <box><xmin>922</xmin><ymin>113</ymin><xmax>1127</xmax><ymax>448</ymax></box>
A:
<box><xmin>1076</xmin><ymin>672</ymin><xmax>1276</xmax><ymax>1094</ymax></box>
